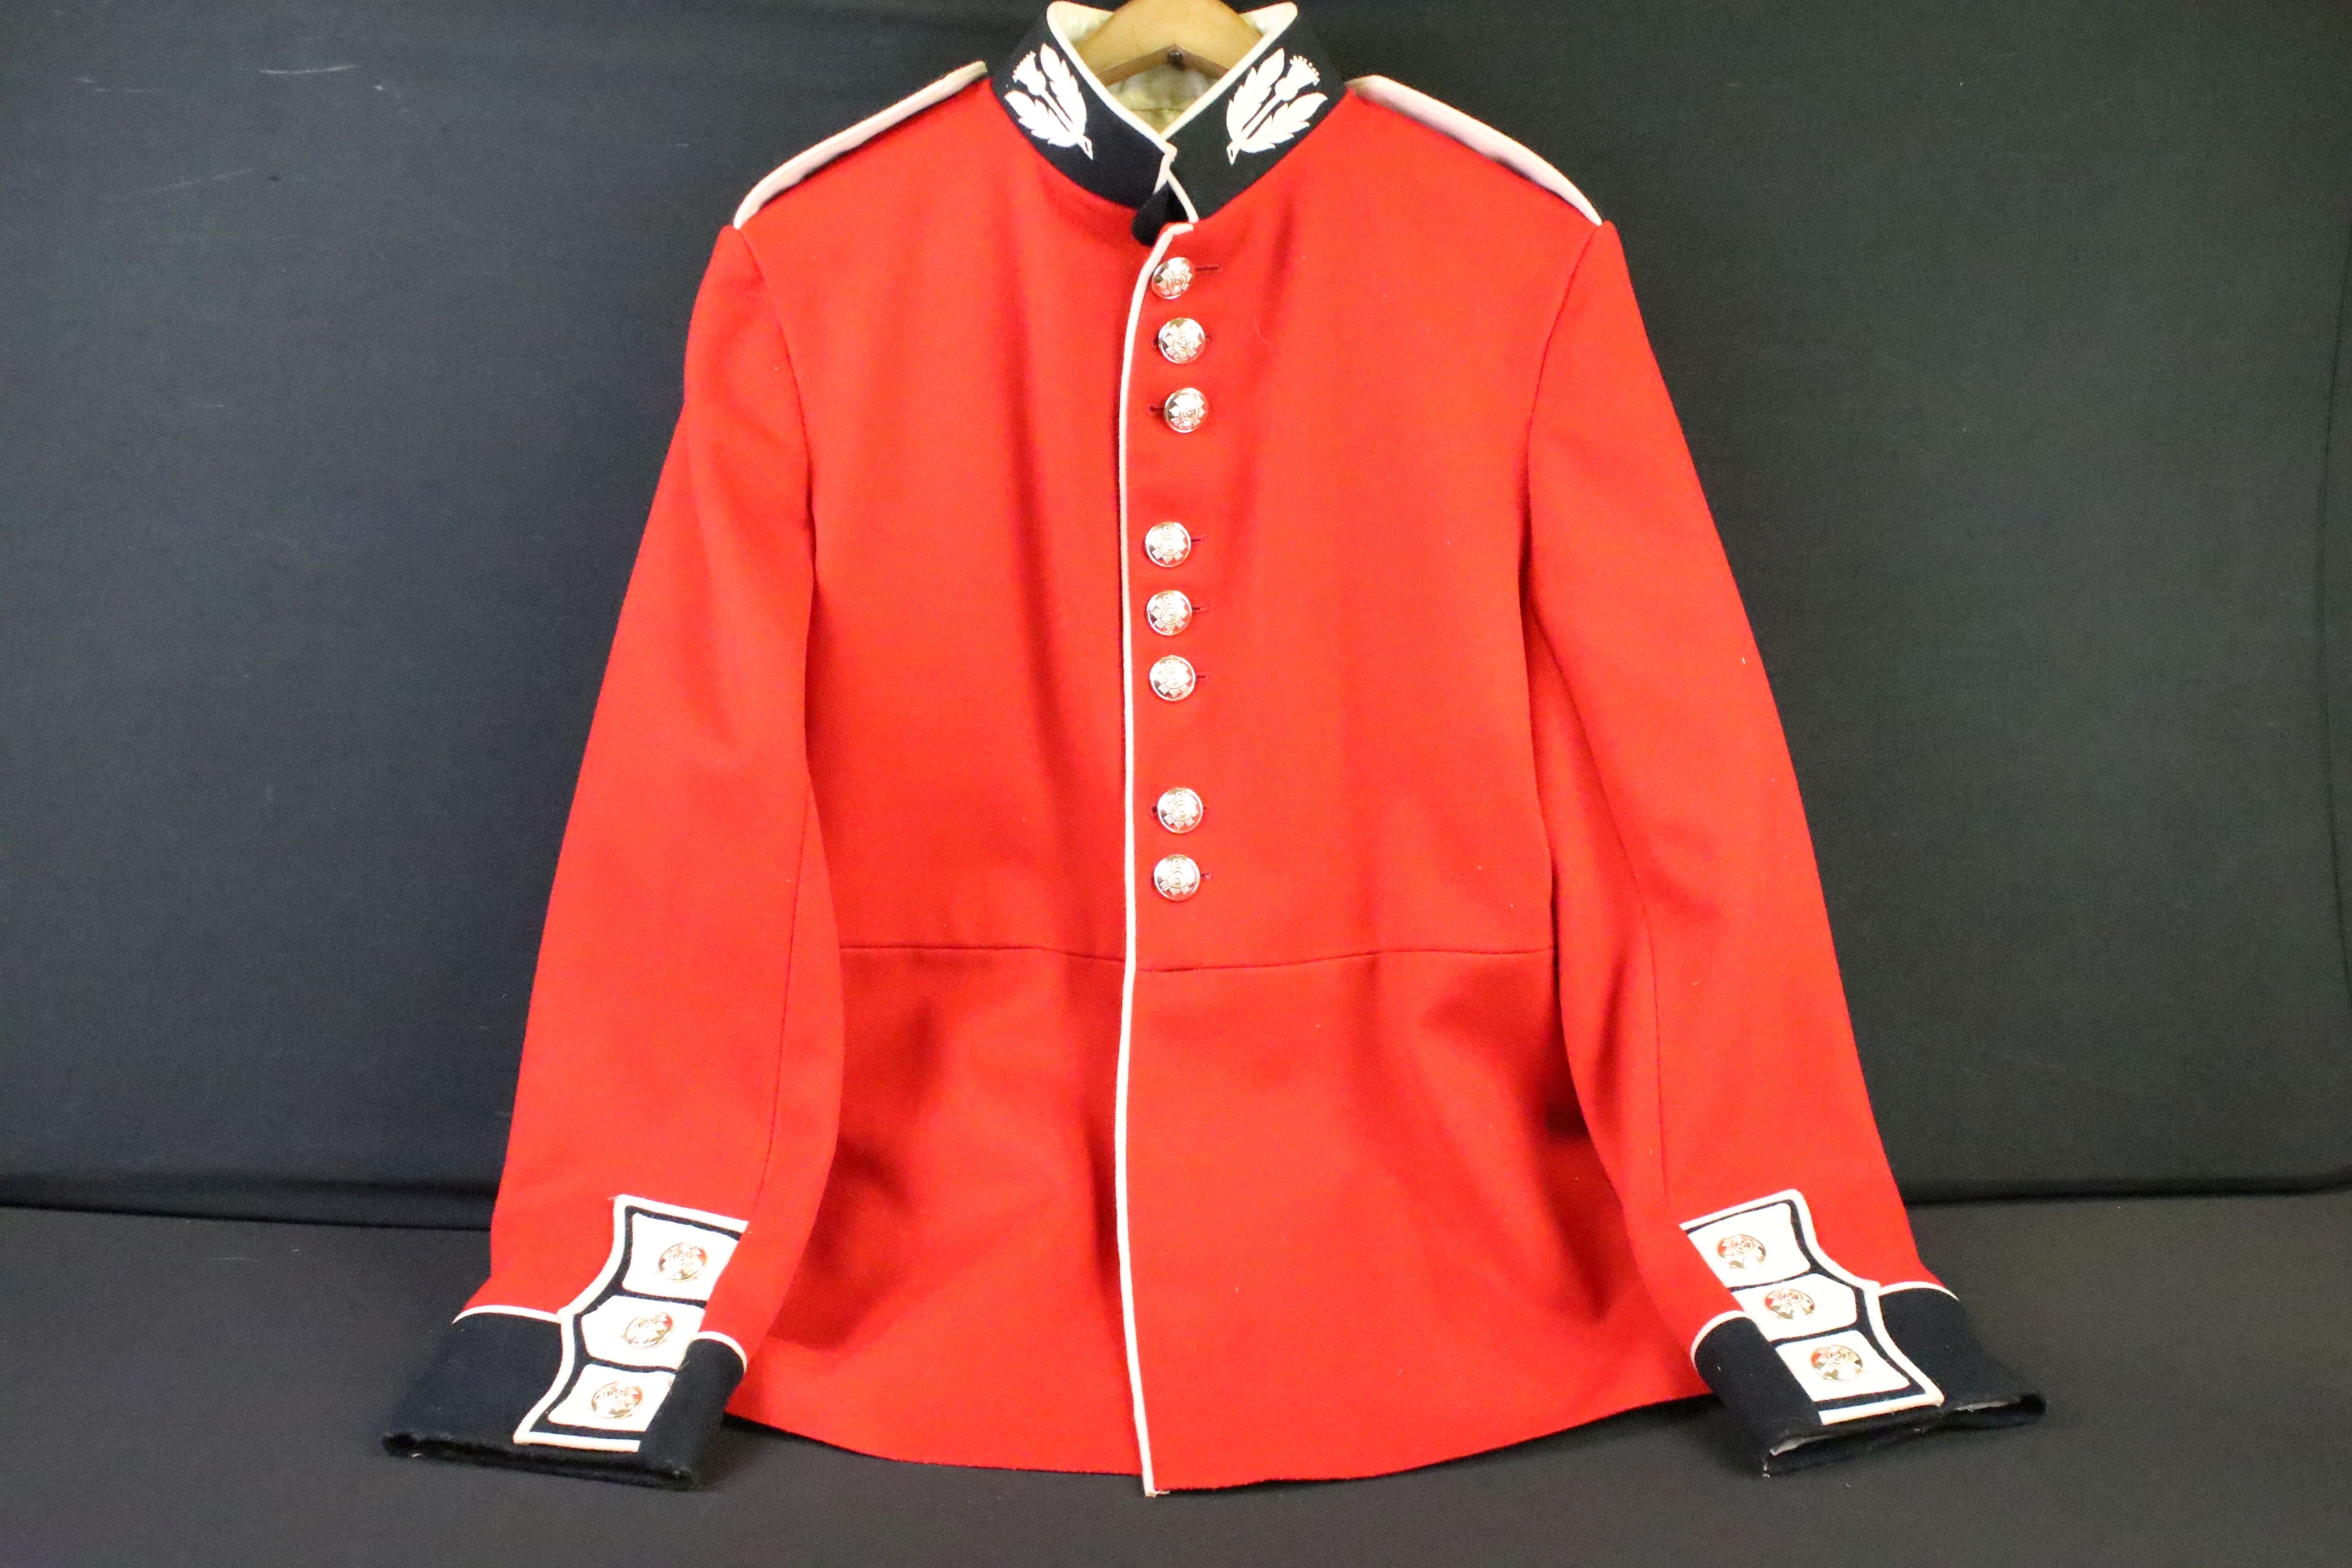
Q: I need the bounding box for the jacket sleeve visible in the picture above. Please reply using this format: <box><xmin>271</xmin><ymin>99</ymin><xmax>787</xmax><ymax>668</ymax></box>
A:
<box><xmin>1523</xmin><ymin>221</ymin><xmax>2041</xmax><ymax>1473</ymax></box>
<box><xmin>384</xmin><ymin>226</ymin><xmax>844</xmax><ymax>1488</ymax></box>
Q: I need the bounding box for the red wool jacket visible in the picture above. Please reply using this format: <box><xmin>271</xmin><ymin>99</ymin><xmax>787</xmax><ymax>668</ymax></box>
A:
<box><xmin>387</xmin><ymin>2</ymin><xmax>2039</xmax><ymax>1494</ymax></box>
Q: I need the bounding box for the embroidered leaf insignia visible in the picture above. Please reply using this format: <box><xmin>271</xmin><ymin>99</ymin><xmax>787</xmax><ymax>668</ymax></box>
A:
<box><xmin>1225</xmin><ymin>49</ymin><xmax>1327</xmax><ymax>163</ymax></box>
<box><xmin>1007</xmin><ymin>46</ymin><xmax>1094</xmax><ymax>159</ymax></box>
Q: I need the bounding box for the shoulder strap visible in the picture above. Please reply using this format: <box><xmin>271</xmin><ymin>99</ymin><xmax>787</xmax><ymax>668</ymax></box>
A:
<box><xmin>1345</xmin><ymin>75</ymin><xmax>1601</xmax><ymax>225</ymax></box>
<box><xmin>734</xmin><ymin>61</ymin><xmax>989</xmax><ymax>229</ymax></box>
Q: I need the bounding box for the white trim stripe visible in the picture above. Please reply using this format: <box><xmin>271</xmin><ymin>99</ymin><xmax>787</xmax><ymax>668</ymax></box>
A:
<box><xmin>733</xmin><ymin>61</ymin><xmax>989</xmax><ymax>229</ymax></box>
<box><xmin>1680</xmin><ymin>1185</ymin><xmax>1806</xmax><ymax>1234</ymax></box>
<box><xmin>691</xmin><ymin>1330</ymin><xmax>749</xmax><ymax>1367</ymax></box>
<box><xmin>455</xmin><ymin>1304</ymin><xmax>561</xmax><ymax>1324</ymax></box>
<box><xmin>1688</xmin><ymin>1308</ymin><xmax>1747</xmax><ymax>1363</ymax></box>
<box><xmin>514</xmin><ymin>1429</ymin><xmax>642</xmax><ymax>1453</ymax></box>
<box><xmin>1113</xmin><ymin>220</ymin><xmax>1192</xmax><ymax>1500</ymax></box>
<box><xmin>1345</xmin><ymin>75</ymin><xmax>1601</xmax><ymax>225</ymax></box>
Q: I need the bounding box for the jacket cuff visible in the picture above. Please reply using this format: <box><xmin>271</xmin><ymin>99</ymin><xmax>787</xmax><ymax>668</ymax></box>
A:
<box><xmin>383</xmin><ymin>1310</ymin><xmax>744</xmax><ymax>1488</ymax></box>
<box><xmin>1693</xmin><ymin>1285</ymin><xmax>2043</xmax><ymax>1475</ymax></box>
<box><xmin>1879</xmin><ymin>1284</ymin><xmax>2045</xmax><ymax>1428</ymax></box>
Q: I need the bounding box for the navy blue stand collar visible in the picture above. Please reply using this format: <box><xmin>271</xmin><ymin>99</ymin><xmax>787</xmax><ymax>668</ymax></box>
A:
<box><xmin>992</xmin><ymin>3</ymin><xmax>1344</xmax><ymax>242</ymax></box>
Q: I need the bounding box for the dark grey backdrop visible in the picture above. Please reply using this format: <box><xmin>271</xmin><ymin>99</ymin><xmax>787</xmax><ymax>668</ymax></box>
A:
<box><xmin>3</xmin><ymin>0</ymin><xmax>2348</xmax><ymax>1227</ymax></box>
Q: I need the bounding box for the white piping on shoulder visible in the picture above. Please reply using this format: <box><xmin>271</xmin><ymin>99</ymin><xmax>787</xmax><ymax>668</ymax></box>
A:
<box><xmin>1111</xmin><ymin>219</ymin><xmax>1192</xmax><ymax>1501</ymax></box>
<box><xmin>1345</xmin><ymin>75</ymin><xmax>1601</xmax><ymax>225</ymax></box>
<box><xmin>733</xmin><ymin>60</ymin><xmax>989</xmax><ymax>228</ymax></box>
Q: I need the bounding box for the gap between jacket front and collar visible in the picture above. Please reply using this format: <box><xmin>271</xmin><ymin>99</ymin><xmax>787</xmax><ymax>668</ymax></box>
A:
<box><xmin>993</xmin><ymin>2</ymin><xmax>1345</xmax><ymax>241</ymax></box>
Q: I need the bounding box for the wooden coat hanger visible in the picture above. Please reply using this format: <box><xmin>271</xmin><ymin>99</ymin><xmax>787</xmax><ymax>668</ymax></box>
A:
<box><xmin>1077</xmin><ymin>0</ymin><xmax>1263</xmax><ymax>86</ymax></box>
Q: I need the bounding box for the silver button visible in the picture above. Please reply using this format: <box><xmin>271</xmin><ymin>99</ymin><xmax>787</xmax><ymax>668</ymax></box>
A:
<box><xmin>1808</xmin><ymin>1344</ymin><xmax>1867</xmax><ymax>1383</ymax></box>
<box><xmin>1148</xmin><ymin>654</ymin><xmax>1195</xmax><ymax>701</ymax></box>
<box><xmin>1150</xmin><ymin>255</ymin><xmax>1195</xmax><ymax>299</ymax></box>
<box><xmin>1160</xmin><ymin>387</ymin><xmax>1206</xmax><ymax>433</ymax></box>
<box><xmin>1146</xmin><ymin>589</ymin><xmax>1192</xmax><ymax>635</ymax></box>
<box><xmin>657</xmin><ymin>1243</ymin><xmax>708</xmax><ymax>1282</ymax></box>
<box><xmin>1155</xmin><ymin>786</ymin><xmax>1204</xmax><ymax>833</ymax></box>
<box><xmin>589</xmin><ymin>1381</ymin><xmax>646</xmax><ymax>1419</ymax></box>
<box><xmin>1152</xmin><ymin>853</ymin><xmax>1202</xmax><ymax>900</ymax></box>
<box><xmin>621</xmin><ymin>1310</ymin><xmax>676</xmax><ymax>1348</ymax></box>
<box><xmin>1714</xmin><ymin>1234</ymin><xmax>1767</xmax><ymax>1271</ymax></box>
<box><xmin>1143</xmin><ymin>520</ymin><xmax>1192</xmax><ymax>567</ymax></box>
<box><xmin>1156</xmin><ymin>317</ymin><xmax>1205</xmax><ymax>364</ymax></box>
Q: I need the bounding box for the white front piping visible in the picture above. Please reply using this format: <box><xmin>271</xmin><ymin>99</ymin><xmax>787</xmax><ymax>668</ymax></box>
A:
<box><xmin>1113</xmin><ymin>219</ymin><xmax>1192</xmax><ymax>1499</ymax></box>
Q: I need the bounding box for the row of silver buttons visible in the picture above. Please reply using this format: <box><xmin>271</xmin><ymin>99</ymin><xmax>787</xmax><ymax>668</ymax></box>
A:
<box><xmin>1146</xmin><ymin>253</ymin><xmax>1204</xmax><ymax>902</ymax></box>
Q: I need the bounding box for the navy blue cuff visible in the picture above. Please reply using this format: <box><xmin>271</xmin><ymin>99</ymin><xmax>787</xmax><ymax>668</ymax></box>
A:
<box><xmin>1694</xmin><ymin>1288</ymin><xmax>2042</xmax><ymax>1475</ymax></box>
<box><xmin>383</xmin><ymin>1312</ymin><xmax>744</xmax><ymax>1489</ymax></box>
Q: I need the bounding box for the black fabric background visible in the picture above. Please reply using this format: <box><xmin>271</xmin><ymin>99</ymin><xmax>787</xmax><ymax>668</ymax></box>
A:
<box><xmin>2</xmin><ymin>0</ymin><xmax>2347</xmax><ymax>1226</ymax></box>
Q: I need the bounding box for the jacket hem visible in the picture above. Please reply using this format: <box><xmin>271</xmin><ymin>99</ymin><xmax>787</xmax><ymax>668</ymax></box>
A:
<box><xmin>721</xmin><ymin>1363</ymin><xmax>1711</xmax><ymax>1490</ymax></box>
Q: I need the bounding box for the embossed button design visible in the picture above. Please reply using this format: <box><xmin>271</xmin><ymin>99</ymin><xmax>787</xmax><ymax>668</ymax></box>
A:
<box><xmin>1155</xmin><ymin>786</ymin><xmax>1203</xmax><ymax>834</ymax></box>
<box><xmin>1150</xmin><ymin>255</ymin><xmax>1194</xmax><ymax>299</ymax></box>
<box><xmin>1143</xmin><ymin>520</ymin><xmax>1192</xmax><ymax>567</ymax></box>
<box><xmin>1146</xmin><ymin>589</ymin><xmax>1192</xmax><ymax>635</ymax></box>
<box><xmin>1761</xmin><ymin>1287</ymin><xmax>1815</xmax><ymax>1321</ymax></box>
<box><xmin>621</xmin><ymin>1310</ymin><xmax>675</xmax><ymax>1348</ymax></box>
<box><xmin>1156</xmin><ymin>316</ymin><xmax>1205</xmax><ymax>364</ymax></box>
<box><xmin>1809</xmin><ymin>1343</ymin><xmax>1867</xmax><ymax>1382</ymax></box>
<box><xmin>1715</xmin><ymin>1234</ymin><xmax>1768</xmax><ymax>1270</ymax></box>
<box><xmin>1148</xmin><ymin>655</ymin><xmax>1195</xmax><ymax>701</ymax></box>
<box><xmin>1152</xmin><ymin>853</ymin><xmax>1202</xmax><ymax>900</ymax></box>
<box><xmin>589</xmin><ymin>1381</ymin><xmax>645</xmax><ymax>1419</ymax></box>
<box><xmin>1160</xmin><ymin>387</ymin><xmax>1206</xmax><ymax>432</ymax></box>
<box><xmin>657</xmin><ymin>1243</ymin><xmax>708</xmax><ymax>1282</ymax></box>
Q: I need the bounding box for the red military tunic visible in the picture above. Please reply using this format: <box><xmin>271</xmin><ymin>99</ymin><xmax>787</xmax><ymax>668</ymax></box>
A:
<box><xmin>387</xmin><ymin>1</ymin><xmax>2038</xmax><ymax>1492</ymax></box>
